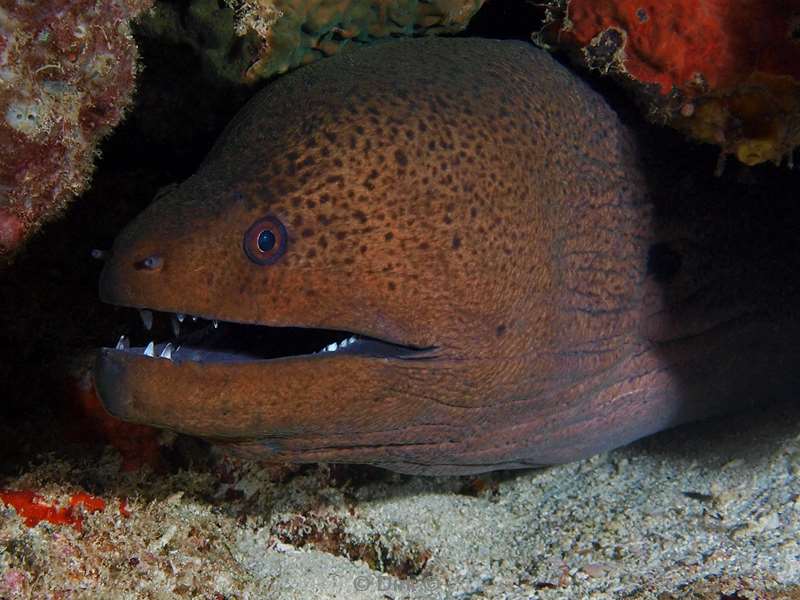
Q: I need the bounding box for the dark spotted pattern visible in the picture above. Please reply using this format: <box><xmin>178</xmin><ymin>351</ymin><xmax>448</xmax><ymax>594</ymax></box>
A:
<box><xmin>105</xmin><ymin>38</ymin><xmax>766</xmax><ymax>475</ymax></box>
<box><xmin>189</xmin><ymin>38</ymin><xmax>641</xmax><ymax>331</ymax></box>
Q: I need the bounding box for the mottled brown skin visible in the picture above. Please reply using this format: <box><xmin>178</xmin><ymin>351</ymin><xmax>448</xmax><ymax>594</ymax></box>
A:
<box><xmin>94</xmin><ymin>38</ymin><xmax>800</xmax><ymax>474</ymax></box>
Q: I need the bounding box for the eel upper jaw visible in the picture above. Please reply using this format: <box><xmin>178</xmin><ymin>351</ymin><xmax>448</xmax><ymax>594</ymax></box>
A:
<box><xmin>100</xmin><ymin>304</ymin><xmax>437</xmax><ymax>365</ymax></box>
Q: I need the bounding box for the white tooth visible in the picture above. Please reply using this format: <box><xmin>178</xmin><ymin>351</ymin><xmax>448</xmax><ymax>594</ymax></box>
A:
<box><xmin>171</xmin><ymin>315</ymin><xmax>180</xmax><ymax>337</ymax></box>
<box><xmin>160</xmin><ymin>343</ymin><xmax>173</xmax><ymax>360</ymax></box>
<box><xmin>144</xmin><ymin>341</ymin><xmax>155</xmax><ymax>357</ymax></box>
<box><xmin>115</xmin><ymin>335</ymin><xmax>129</xmax><ymax>350</ymax></box>
<box><xmin>140</xmin><ymin>309</ymin><xmax>153</xmax><ymax>331</ymax></box>
<box><xmin>326</xmin><ymin>342</ymin><xmax>338</xmax><ymax>352</ymax></box>
<box><xmin>192</xmin><ymin>316</ymin><xmax>198</xmax><ymax>322</ymax></box>
<box><xmin>176</xmin><ymin>313</ymin><xmax>185</xmax><ymax>323</ymax></box>
<box><xmin>213</xmin><ymin>320</ymin><xmax>219</xmax><ymax>329</ymax></box>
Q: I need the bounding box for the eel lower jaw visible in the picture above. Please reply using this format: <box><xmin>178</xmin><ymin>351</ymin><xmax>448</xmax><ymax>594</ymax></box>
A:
<box><xmin>101</xmin><ymin>308</ymin><xmax>436</xmax><ymax>364</ymax></box>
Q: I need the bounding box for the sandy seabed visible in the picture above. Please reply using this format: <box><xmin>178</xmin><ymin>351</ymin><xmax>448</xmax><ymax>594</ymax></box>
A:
<box><xmin>0</xmin><ymin>398</ymin><xmax>798</xmax><ymax>600</ymax></box>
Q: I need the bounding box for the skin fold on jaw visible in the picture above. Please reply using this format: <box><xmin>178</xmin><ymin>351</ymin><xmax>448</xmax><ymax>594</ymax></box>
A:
<box><xmin>94</xmin><ymin>37</ymin><xmax>800</xmax><ymax>475</ymax></box>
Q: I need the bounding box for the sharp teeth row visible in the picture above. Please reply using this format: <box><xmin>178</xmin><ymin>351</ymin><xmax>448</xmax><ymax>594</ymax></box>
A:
<box><xmin>115</xmin><ymin>311</ymin><xmax>217</xmax><ymax>360</ymax></box>
<box><xmin>120</xmin><ymin>312</ymin><xmax>360</xmax><ymax>360</ymax></box>
<box><xmin>320</xmin><ymin>336</ymin><xmax>357</xmax><ymax>353</ymax></box>
<box><xmin>115</xmin><ymin>335</ymin><xmax>177</xmax><ymax>361</ymax></box>
<box><xmin>135</xmin><ymin>310</ymin><xmax>216</xmax><ymax>337</ymax></box>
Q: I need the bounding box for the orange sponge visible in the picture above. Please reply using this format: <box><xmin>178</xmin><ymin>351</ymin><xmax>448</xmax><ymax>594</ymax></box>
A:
<box><xmin>548</xmin><ymin>0</ymin><xmax>800</xmax><ymax>166</ymax></box>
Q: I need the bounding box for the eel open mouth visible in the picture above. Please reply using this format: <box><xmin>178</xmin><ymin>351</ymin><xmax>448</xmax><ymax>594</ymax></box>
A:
<box><xmin>103</xmin><ymin>309</ymin><xmax>431</xmax><ymax>364</ymax></box>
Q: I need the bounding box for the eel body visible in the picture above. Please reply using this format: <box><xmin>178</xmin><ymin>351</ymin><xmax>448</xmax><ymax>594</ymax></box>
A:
<box><xmin>94</xmin><ymin>37</ymin><xmax>800</xmax><ymax>474</ymax></box>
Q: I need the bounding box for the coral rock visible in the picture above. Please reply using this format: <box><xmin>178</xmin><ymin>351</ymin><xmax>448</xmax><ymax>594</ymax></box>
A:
<box><xmin>546</xmin><ymin>0</ymin><xmax>800</xmax><ymax>166</ymax></box>
<box><xmin>136</xmin><ymin>0</ymin><xmax>485</xmax><ymax>84</ymax></box>
<box><xmin>0</xmin><ymin>0</ymin><xmax>153</xmax><ymax>257</ymax></box>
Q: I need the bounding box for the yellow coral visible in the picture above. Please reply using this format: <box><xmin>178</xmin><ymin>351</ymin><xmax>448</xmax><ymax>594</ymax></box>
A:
<box><xmin>735</xmin><ymin>139</ymin><xmax>777</xmax><ymax>166</ymax></box>
<box><xmin>677</xmin><ymin>73</ymin><xmax>800</xmax><ymax>166</ymax></box>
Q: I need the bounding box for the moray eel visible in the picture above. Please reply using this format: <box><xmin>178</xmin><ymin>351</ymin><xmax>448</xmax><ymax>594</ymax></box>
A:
<box><xmin>94</xmin><ymin>37</ymin><xmax>800</xmax><ymax>474</ymax></box>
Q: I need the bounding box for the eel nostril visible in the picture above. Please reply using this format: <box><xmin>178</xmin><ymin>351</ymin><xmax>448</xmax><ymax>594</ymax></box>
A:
<box><xmin>136</xmin><ymin>255</ymin><xmax>164</xmax><ymax>271</ymax></box>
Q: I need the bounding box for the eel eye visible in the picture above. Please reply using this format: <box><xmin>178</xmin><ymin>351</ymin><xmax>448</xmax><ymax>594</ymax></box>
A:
<box><xmin>243</xmin><ymin>216</ymin><xmax>287</xmax><ymax>265</ymax></box>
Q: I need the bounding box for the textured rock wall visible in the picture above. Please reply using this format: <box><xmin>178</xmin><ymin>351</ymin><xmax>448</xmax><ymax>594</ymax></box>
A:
<box><xmin>0</xmin><ymin>0</ymin><xmax>153</xmax><ymax>257</ymax></box>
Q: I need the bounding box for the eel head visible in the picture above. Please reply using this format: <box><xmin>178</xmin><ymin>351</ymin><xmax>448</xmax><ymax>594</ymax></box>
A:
<box><xmin>93</xmin><ymin>141</ymin><xmax>532</xmax><ymax>474</ymax></box>
<box><xmin>94</xmin><ymin>37</ymin><xmax>643</xmax><ymax>474</ymax></box>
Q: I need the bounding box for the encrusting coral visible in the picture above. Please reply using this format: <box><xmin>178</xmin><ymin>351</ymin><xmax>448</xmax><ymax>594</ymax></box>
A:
<box><xmin>237</xmin><ymin>0</ymin><xmax>484</xmax><ymax>80</ymax></box>
<box><xmin>0</xmin><ymin>0</ymin><xmax>153</xmax><ymax>258</ymax></box>
<box><xmin>136</xmin><ymin>0</ymin><xmax>485</xmax><ymax>85</ymax></box>
<box><xmin>544</xmin><ymin>0</ymin><xmax>800</xmax><ymax>167</ymax></box>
